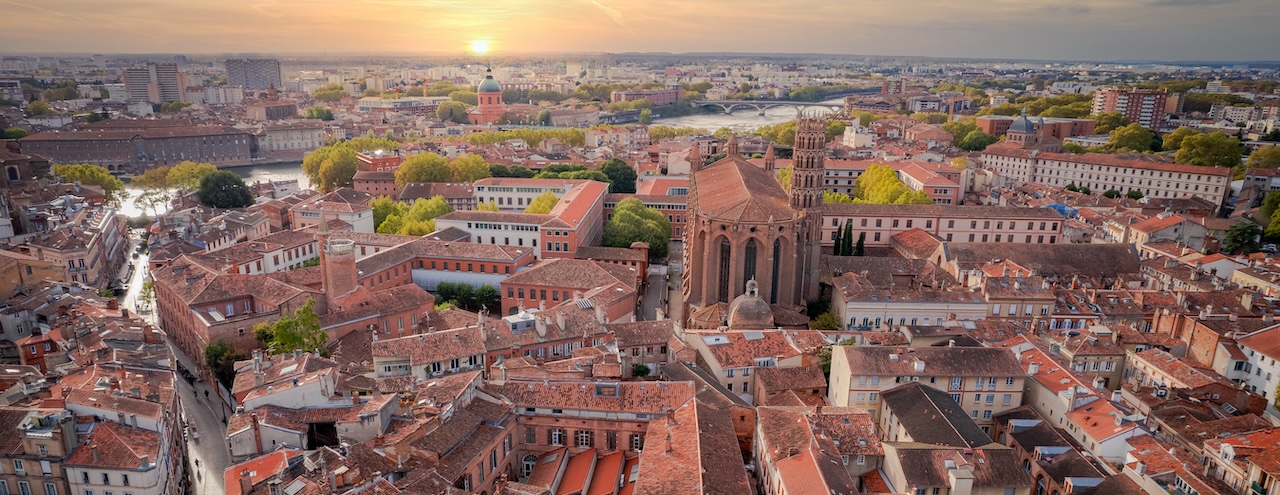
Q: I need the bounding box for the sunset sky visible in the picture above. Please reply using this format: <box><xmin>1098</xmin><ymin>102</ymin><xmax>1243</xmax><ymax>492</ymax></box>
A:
<box><xmin>2</xmin><ymin>0</ymin><xmax>1276</xmax><ymax>61</ymax></box>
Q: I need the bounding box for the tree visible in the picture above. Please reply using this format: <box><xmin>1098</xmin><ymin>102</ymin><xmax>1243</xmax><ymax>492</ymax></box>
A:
<box><xmin>1247</xmin><ymin>146</ymin><xmax>1280</xmax><ymax>169</ymax></box>
<box><xmin>853</xmin><ymin>232</ymin><xmax>866</xmax><ymax>256</ymax></box>
<box><xmin>631</xmin><ymin>364</ymin><xmax>651</xmax><ymax>377</ymax></box>
<box><xmin>406</xmin><ymin>195</ymin><xmax>453</xmax><ymax>223</ymax></box>
<box><xmin>602</xmin><ymin>198</ymin><xmax>671</xmax><ymax>259</ymax></box>
<box><xmin>159</xmin><ymin>101</ymin><xmax>191</xmax><ymax>113</ymax></box>
<box><xmin>853</xmin><ymin>165</ymin><xmax>932</xmax><ymax>204</ymax></box>
<box><xmin>406</xmin><ymin>87</ymin><xmax>424</xmax><ymax>97</ymax></box>
<box><xmin>818</xmin><ymin>338</ymin><xmax>857</xmax><ymax>378</ymax></box>
<box><xmin>1062</xmin><ymin>142</ymin><xmax>1087</xmax><ymax>154</ymax></box>
<box><xmin>957</xmin><ymin>130</ymin><xmax>999</xmax><ymax>151</ymax></box>
<box><xmin>449</xmin><ymin>154</ymin><xmax>493</xmax><ymax>182</ymax></box>
<box><xmin>198</xmin><ymin>170</ymin><xmax>254</xmax><ymax>208</ymax></box>
<box><xmin>25</xmin><ymin>101</ymin><xmax>54</xmax><ymax>116</ymax></box>
<box><xmin>1225</xmin><ymin>221</ymin><xmax>1263</xmax><ymax>254</ymax></box>
<box><xmin>313</xmin><ymin>84</ymin><xmax>347</xmax><ymax>102</ymax></box>
<box><xmin>1176</xmin><ymin>132</ymin><xmax>1242</xmax><ymax>168</ymax></box>
<box><xmin>1103</xmin><ymin>189</ymin><xmax>1121</xmax><ymax>198</ymax></box>
<box><xmin>810</xmin><ymin>312</ymin><xmax>840</xmax><ymax>330</ymax></box>
<box><xmin>166</xmin><ymin>161</ymin><xmax>218</xmax><ymax>190</ymax></box>
<box><xmin>1264</xmin><ymin>191</ymin><xmax>1280</xmax><ymax>220</ymax></box>
<box><xmin>371</xmin><ymin>195</ymin><xmax>408</xmax><ymax>231</ymax></box>
<box><xmin>777</xmin><ymin>166</ymin><xmax>792</xmax><ymax>191</ymax></box>
<box><xmin>1108</xmin><ymin>123</ymin><xmax>1155</xmax><ymax>153</ymax></box>
<box><xmin>377</xmin><ymin>213</ymin><xmax>404</xmax><ymax>235</ymax></box>
<box><xmin>395</xmin><ymin>153</ymin><xmax>452</xmax><ymax>185</ymax></box>
<box><xmin>824</xmin><ymin>191</ymin><xmax>854</xmax><ymax>204</ymax></box>
<box><xmin>1163</xmin><ymin>127</ymin><xmax>1199</xmax><ymax>152</ymax></box>
<box><xmin>3</xmin><ymin>127</ymin><xmax>30</xmax><ymax>139</ymax></box>
<box><xmin>1079</xmin><ymin>187</ymin><xmax>1092</xmax><ymax>195</ymax></box>
<box><xmin>449</xmin><ymin>90</ymin><xmax>478</xmax><ymax>105</ymax></box>
<box><xmin>841</xmin><ymin>221</ymin><xmax>853</xmax><ymax>256</ymax></box>
<box><xmin>535</xmin><ymin>110</ymin><xmax>552</xmax><ymax>126</ymax></box>
<box><xmin>132</xmin><ymin>165</ymin><xmax>172</xmax><ymax>191</ymax></box>
<box><xmin>599</xmin><ymin>159</ymin><xmax>637</xmax><ymax>193</ymax></box>
<box><xmin>436</xmin><ymin>101</ymin><xmax>469</xmax><ymax>124</ymax></box>
<box><xmin>474</xmin><ymin>285</ymin><xmax>500</xmax><ymax>313</ymax></box>
<box><xmin>204</xmin><ymin>339</ymin><xmax>243</xmax><ymax>390</ymax></box>
<box><xmin>832</xmin><ymin>223</ymin><xmax>843</xmax><ymax>255</ymax></box>
<box><xmin>304</xmin><ymin>106</ymin><xmax>334</xmax><ymax>120</ymax></box>
<box><xmin>1126</xmin><ymin>190</ymin><xmax>1145</xmax><ymax>200</ymax></box>
<box><xmin>637</xmin><ymin>108</ymin><xmax>652</xmax><ymax>125</ymax></box>
<box><xmin>252</xmin><ymin>299</ymin><xmax>327</xmax><ymax>355</ymax></box>
<box><xmin>490</xmin><ymin>164</ymin><xmax>536</xmax><ymax>178</ymax></box>
<box><xmin>525</xmin><ymin>191</ymin><xmax>560</xmax><ymax>214</ymax></box>
<box><xmin>363</xmin><ymin>88</ymin><xmax>381</xmax><ymax>97</ymax></box>
<box><xmin>52</xmin><ymin>164</ymin><xmax>125</xmax><ymax>205</ymax></box>
<box><xmin>825</xmin><ymin>120</ymin><xmax>847</xmax><ymax>142</ymax></box>
<box><xmin>941</xmin><ymin>120</ymin><xmax>979</xmax><ymax>141</ymax></box>
<box><xmin>477</xmin><ymin>200</ymin><xmax>499</xmax><ymax>211</ymax></box>
<box><xmin>1093</xmin><ymin>112</ymin><xmax>1129</xmax><ymax>134</ymax></box>
<box><xmin>135</xmin><ymin>189</ymin><xmax>172</xmax><ymax>217</ymax></box>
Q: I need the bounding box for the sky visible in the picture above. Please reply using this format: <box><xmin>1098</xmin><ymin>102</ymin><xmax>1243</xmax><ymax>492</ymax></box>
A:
<box><xmin>2</xmin><ymin>0</ymin><xmax>1277</xmax><ymax>61</ymax></box>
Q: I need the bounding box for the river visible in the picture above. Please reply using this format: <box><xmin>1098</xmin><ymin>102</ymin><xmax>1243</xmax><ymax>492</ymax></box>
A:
<box><xmin>119</xmin><ymin>161</ymin><xmax>309</xmax><ymax>218</ymax></box>
<box><xmin>117</xmin><ymin>97</ymin><xmax>844</xmax><ymax>217</ymax></box>
<box><xmin>653</xmin><ymin>96</ymin><xmax>847</xmax><ymax>133</ymax></box>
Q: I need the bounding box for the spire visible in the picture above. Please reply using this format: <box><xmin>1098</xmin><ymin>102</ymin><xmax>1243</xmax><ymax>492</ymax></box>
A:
<box><xmin>764</xmin><ymin>143</ymin><xmax>776</xmax><ymax>172</ymax></box>
<box><xmin>725</xmin><ymin>134</ymin><xmax>738</xmax><ymax>157</ymax></box>
<box><xmin>689</xmin><ymin>140</ymin><xmax>703</xmax><ymax>173</ymax></box>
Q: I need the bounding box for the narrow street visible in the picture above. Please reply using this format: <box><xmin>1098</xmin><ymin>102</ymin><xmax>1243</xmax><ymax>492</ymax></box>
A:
<box><xmin>117</xmin><ymin>229</ymin><xmax>233</xmax><ymax>493</ymax></box>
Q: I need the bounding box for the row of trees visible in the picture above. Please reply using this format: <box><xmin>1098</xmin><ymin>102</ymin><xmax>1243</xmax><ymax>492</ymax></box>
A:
<box><xmin>393</xmin><ymin>153</ymin><xmax>493</xmax><ymax>186</ymax></box>
<box><xmin>752</xmin><ymin>120</ymin><xmax>847</xmax><ymax>147</ymax></box>
<box><xmin>434</xmin><ymin>282</ymin><xmax>501</xmax><ymax>312</ymax></box>
<box><xmin>371</xmin><ymin>195</ymin><xmax>453</xmax><ymax>236</ymax></box>
<box><xmin>831</xmin><ymin>222</ymin><xmax>866</xmax><ymax>256</ymax></box>
<box><xmin>52</xmin><ymin>163</ymin><xmax>126</xmax><ymax>205</ymax></box>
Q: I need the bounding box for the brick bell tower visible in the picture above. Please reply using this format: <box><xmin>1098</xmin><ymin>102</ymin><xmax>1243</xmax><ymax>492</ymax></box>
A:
<box><xmin>790</xmin><ymin>116</ymin><xmax>826</xmax><ymax>301</ymax></box>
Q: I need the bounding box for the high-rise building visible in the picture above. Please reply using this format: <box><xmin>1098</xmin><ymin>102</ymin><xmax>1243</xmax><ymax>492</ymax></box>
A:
<box><xmin>1092</xmin><ymin>88</ymin><xmax>1168</xmax><ymax>129</ymax></box>
<box><xmin>225</xmin><ymin>58</ymin><xmax>283</xmax><ymax>90</ymax></box>
<box><xmin>122</xmin><ymin>63</ymin><xmax>187</xmax><ymax>103</ymax></box>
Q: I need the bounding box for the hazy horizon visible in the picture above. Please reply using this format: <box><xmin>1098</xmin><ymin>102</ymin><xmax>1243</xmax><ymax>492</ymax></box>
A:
<box><xmin>2</xmin><ymin>0</ymin><xmax>1278</xmax><ymax>62</ymax></box>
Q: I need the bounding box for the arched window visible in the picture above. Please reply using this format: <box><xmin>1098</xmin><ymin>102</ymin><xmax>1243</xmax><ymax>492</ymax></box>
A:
<box><xmin>718</xmin><ymin>238</ymin><xmax>731</xmax><ymax>303</ymax></box>
<box><xmin>743</xmin><ymin>239</ymin><xmax>758</xmax><ymax>289</ymax></box>
<box><xmin>6</xmin><ymin>166</ymin><xmax>18</xmax><ymax>181</ymax></box>
<box><xmin>521</xmin><ymin>455</ymin><xmax>538</xmax><ymax>479</ymax></box>
<box><xmin>770</xmin><ymin>239</ymin><xmax>781</xmax><ymax>304</ymax></box>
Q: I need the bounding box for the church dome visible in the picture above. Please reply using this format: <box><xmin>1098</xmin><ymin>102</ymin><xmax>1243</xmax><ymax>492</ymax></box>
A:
<box><xmin>1008</xmin><ymin>109</ymin><xmax>1036</xmax><ymax>134</ymax></box>
<box><xmin>726</xmin><ymin>280</ymin><xmax>774</xmax><ymax>329</ymax></box>
<box><xmin>477</xmin><ymin>68</ymin><xmax>502</xmax><ymax>93</ymax></box>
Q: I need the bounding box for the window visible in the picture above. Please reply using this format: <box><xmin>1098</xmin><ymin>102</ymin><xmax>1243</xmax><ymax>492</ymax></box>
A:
<box><xmin>983</xmin><ymin>410</ymin><xmax>993</xmax><ymax>419</ymax></box>
<box><xmin>102</xmin><ymin>474</ymin><xmax>109</xmax><ymax>485</ymax></box>
<box><xmin>606</xmin><ymin>431</ymin><xmax>617</xmax><ymax>451</ymax></box>
<box><xmin>992</xmin><ymin>304</ymin><xmax>1000</xmax><ymax>315</ymax></box>
<box><xmin>17</xmin><ymin>484</ymin><xmax>29</xmax><ymax>495</ymax></box>
<box><xmin>1002</xmin><ymin>394</ymin><xmax>1012</xmax><ymax>405</ymax></box>
<box><xmin>525</xmin><ymin>427</ymin><xmax>536</xmax><ymax>444</ymax></box>
<box><xmin>550</xmin><ymin>428</ymin><xmax>565</xmax><ymax>445</ymax></box>
<box><xmin>868</xmin><ymin>392</ymin><xmax>878</xmax><ymax>402</ymax></box>
<box><xmin>631</xmin><ymin>434</ymin><xmax>645</xmax><ymax>451</ymax></box>
<box><xmin>856</xmin><ymin>455</ymin><xmax>866</xmax><ymax>465</ymax></box>
<box><xmin>950</xmin><ymin>393</ymin><xmax>962</xmax><ymax>403</ymax></box>
<box><xmin>985</xmin><ymin>394</ymin><xmax>995</xmax><ymax>404</ymax></box>
<box><xmin>44</xmin><ymin>488</ymin><xmax>55</xmax><ymax>495</ymax></box>
<box><xmin>950</xmin><ymin>377</ymin><xmax>963</xmax><ymax>390</ymax></box>
<box><xmin>12</xmin><ymin>460</ymin><xmax>22</xmax><ymax>476</ymax></box>
<box><xmin>856</xmin><ymin>393</ymin><xmax>866</xmax><ymax>403</ymax></box>
<box><xmin>575</xmin><ymin>430</ymin><xmax>594</xmax><ymax>447</ymax></box>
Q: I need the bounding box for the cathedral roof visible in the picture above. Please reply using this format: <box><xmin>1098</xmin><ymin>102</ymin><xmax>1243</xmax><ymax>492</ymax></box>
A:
<box><xmin>692</xmin><ymin>155</ymin><xmax>795</xmax><ymax>223</ymax></box>
<box><xmin>1008</xmin><ymin>109</ymin><xmax>1036</xmax><ymax>134</ymax></box>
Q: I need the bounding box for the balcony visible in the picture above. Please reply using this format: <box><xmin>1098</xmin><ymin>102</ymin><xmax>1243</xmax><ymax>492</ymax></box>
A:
<box><xmin>1253</xmin><ymin>481</ymin><xmax>1267</xmax><ymax>495</ymax></box>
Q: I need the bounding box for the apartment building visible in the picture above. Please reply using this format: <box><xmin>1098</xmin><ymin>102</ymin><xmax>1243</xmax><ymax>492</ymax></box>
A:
<box><xmin>437</xmin><ymin>181</ymin><xmax>607</xmax><ymax>259</ymax></box>
<box><xmin>122</xmin><ymin>63</ymin><xmax>187</xmax><ymax>103</ymax></box>
<box><xmin>980</xmin><ymin>145</ymin><xmax>1231</xmax><ymax>208</ymax></box>
<box><xmin>828</xmin><ymin>346</ymin><xmax>1025</xmax><ymax>430</ymax></box>
<box><xmin>1092</xmin><ymin>88</ymin><xmax>1169</xmax><ymax>128</ymax></box>
<box><xmin>224</xmin><ymin>59</ymin><xmax>282</xmax><ymax>90</ymax></box>
<box><xmin>820</xmin><ymin>204</ymin><xmax>1064</xmax><ymax>248</ymax></box>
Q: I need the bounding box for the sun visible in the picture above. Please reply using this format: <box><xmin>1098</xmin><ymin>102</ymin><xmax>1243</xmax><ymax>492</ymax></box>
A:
<box><xmin>470</xmin><ymin>40</ymin><xmax>490</xmax><ymax>55</ymax></box>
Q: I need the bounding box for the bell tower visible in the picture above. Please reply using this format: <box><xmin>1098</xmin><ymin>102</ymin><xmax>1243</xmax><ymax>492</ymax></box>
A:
<box><xmin>790</xmin><ymin>116</ymin><xmax>826</xmax><ymax>302</ymax></box>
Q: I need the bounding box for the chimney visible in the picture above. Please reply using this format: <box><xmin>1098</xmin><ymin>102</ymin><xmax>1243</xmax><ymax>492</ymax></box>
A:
<box><xmin>252</xmin><ymin>349</ymin><xmax>263</xmax><ymax>371</ymax></box>
<box><xmin>106</xmin><ymin>298</ymin><xmax>118</xmax><ymax>310</ymax></box>
<box><xmin>293</xmin><ymin>349</ymin><xmax>302</xmax><ymax>360</ymax></box>
<box><xmin>535</xmin><ymin>317</ymin><xmax>547</xmax><ymax>337</ymax></box>
<box><xmin>1229</xmin><ymin>312</ymin><xmax>1238</xmax><ymax>322</ymax></box>
<box><xmin>948</xmin><ymin>339</ymin><xmax>956</xmax><ymax>348</ymax></box>
<box><xmin>539</xmin><ymin>300</ymin><xmax>546</xmax><ymax>311</ymax></box>
<box><xmin>555</xmin><ymin>311</ymin><xmax>566</xmax><ymax>331</ymax></box>
<box><xmin>595</xmin><ymin>304</ymin><xmax>607</xmax><ymax>324</ymax></box>
<box><xmin>268</xmin><ymin>479</ymin><xmax>283</xmax><ymax>495</ymax></box>
<box><xmin>328</xmin><ymin>469</ymin><xmax>338</xmax><ymax>490</ymax></box>
<box><xmin>913</xmin><ymin>358</ymin><xmax>925</xmax><ymax>373</ymax></box>
<box><xmin>121</xmin><ymin>308</ymin><xmax>129</xmax><ymax>318</ymax></box>
<box><xmin>254</xmin><ymin>370</ymin><xmax>266</xmax><ymax>386</ymax></box>
<box><xmin>139</xmin><ymin>455</ymin><xmax>149</xmax><ymax>468</ymax></box>
<box><xmin>1112</xmin><ymin>390</ymin><xmax>1123</xmax><ymax>403</ymax></box>
<box><xmin>240</xmin><ymin>469</ymin><xmax>253</xmax><ymax>495</ymax></box>
<box><xmin>91</xmin><ymin>444</ymin><xmax>99</xmax><ymax>463</ymax></box>
<box><xmin>1029</xmin><ymin>363</ymin><xmax>1040</xmax><ymax>375</ymax></box>
<box><xmin>1243</xmin><ymin>292</ymin><xmax>1256</xmax><ymax>310</ymax></box>
<box><xmin>251</xmin><ymin>412</ymin><xmax>264</xmax><ymax>454</ymax></box>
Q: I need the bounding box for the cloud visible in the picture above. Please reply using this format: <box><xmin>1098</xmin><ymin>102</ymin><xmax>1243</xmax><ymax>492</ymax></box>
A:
<box><xmin>588</xmin><ymin>0</ymin><xmax>634</xmax><ymax>35</ymax></box>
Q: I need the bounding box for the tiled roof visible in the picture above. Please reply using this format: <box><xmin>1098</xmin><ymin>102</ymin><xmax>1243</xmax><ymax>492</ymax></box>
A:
<box><xmin>893</xmin><ymin>447</ymin><xmax>1031</xmax><ymax>489</ymax></box>
<box><xmin>695</xmin><ymin>330</ymin><xmax>803</xmax><ymax>368</ymax></box>
<box><xmin>692</xmin><ymin>155</ymin><xmax>797</xmax><ymax>223</ymax></box>
<box><xmin>633</xmin><ymin>400</ymin><xmax>751</xmax><ymax>495</ymax></box>
<box><xmin>756</xmin><ymin>407</ymin><xmax>861</xmax><ymax>495</ymax></box>
<box><xmin>485</xmin><ymin>380</ymin><xmax>693</xmax><ymax>414</ymax></box>
<box><xmin>502</xmin><ymin>258</ymin><xmax>635</xmax><ymax>290</ymax></box>
<box><xmin>372</xmin><ymin>326</ymin><xmax>486</xmax><ymax>365</ymax></box>
<box><xmin>944</xmin><ymin>243</ymin><xmax>1142</xmax><ymax>279</ymax></box>
<box><xmin>823</xmin><ymin>203</ymin><xmax>1064</xmax><ymax>219</ymax></box>
<box><xmin>606</xmin><ymin>320</ymin><xmax>674</xmax><ymax>346</ymax></box>
<box><xmin>880</xmin><ymin>383</ymin><xmax>994</xmax><ymax>449</ymax></box>
<box><xmin>223</xmin><ymin>449</ymin><xmax>304</xmax><ymax>495</ymax></box>
<box><xmin>838</xmin><ymin>346</ymin><xmax>1024</xmax><ymax>377</ymax></box>
<box><xmin>65</xmin><ymin>421</ymin><xmax>161</xmax><ymax>469</ymax></box>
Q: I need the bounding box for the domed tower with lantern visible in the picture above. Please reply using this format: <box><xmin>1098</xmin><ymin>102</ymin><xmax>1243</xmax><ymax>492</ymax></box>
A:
<box><xmin>468</xmin><ymin>67</ymin><xmax>506</xmax><ymax>124</ymax></box>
